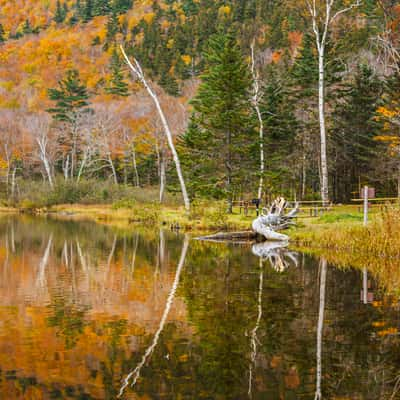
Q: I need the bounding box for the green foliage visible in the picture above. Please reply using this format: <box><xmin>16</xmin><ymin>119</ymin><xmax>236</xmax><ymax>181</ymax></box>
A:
<box><xmin>105</xmin><ymin>47</ymin><xmax>129</xmax><ymax>96</ymax></box>
<box><xmin>179</xmin><ymin>33</ymin><xmax>255</xmax><ymax>203</ymax></box>
<box><xmin>0</xmin><ymin>23</ymin><xmax>6</xmax><ymax>43</ymax></box>
<box><xmin>54</xmin><ymin>0</ymin><xmax>68</xmax><ymax>24</ymax></box>
<box><xmin>104</xmin><ymin>8</ymin><xmax>119</xmax><ymax>49</ymax></box>
<box><xmin>48</xmin><ymin>69</ymin><xmax>91</xmax><ymax>123</ymax></box>
<box><xmin>332</xmin><ymin>64</ymin><xmax>384</xmax><ymax>201</ymax></box>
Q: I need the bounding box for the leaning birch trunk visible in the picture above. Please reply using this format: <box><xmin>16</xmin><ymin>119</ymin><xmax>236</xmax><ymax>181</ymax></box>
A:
<box><xmin>159</xmin><ymin>149</ymin><xmax>166</xmax><ymax>203</ymax></box>
<box><xmin>250</xmin><ymin>41</ymin><xmax>265</xmax><ymax>201</ymax></box>
<box><xmin>120</xmin><ymin>46</ymin><xmax>190</xmax><ymax>212</ymax></box>
<box><xmin>306</xmin><ymin>0</ymin><xmax>361</xmax><ymax>206</ymax></box>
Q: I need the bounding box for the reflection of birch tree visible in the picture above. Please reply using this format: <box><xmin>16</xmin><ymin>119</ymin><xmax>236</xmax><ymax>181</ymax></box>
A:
<box><xmin>36</xmin><ymin>235</ymin><xmax>53</xmax><ymax>293</ymax></box>
<box><xmin>315</xmin><ymin>258</ymin><xmax>327</xmax><ymax>400</ymax></box>
<box><xmin>248</xmin><ymin>258</ymin><xmax>263</xmax><ymax>398</ymax></box>
<box><xmin>118</xmin><ymin>234</ymin><xmax>190</xmax><ymax>398</ymax></box>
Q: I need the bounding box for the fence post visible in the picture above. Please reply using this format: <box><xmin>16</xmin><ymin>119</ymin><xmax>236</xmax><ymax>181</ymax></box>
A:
<box><xmin>363</xmin><ymin>186</ymin><xmax>368</xmax><ymax>227</ymax></box>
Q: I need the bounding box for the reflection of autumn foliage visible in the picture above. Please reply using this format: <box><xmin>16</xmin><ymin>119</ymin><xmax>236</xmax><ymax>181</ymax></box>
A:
<box><xmin>0</xmin><ymin>217</ymin><xmax>189</xmax><ymax>399</ymax></box>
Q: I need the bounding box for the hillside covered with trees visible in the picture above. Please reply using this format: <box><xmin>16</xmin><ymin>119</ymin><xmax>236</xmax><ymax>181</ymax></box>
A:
<box><xmin>0</xmin><ymin>0</ymin><xmax>399</xmax><ymax>207</ymax></box>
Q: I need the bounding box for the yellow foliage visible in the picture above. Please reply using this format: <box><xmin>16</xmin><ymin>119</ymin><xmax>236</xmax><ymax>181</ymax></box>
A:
<box><xmin>167</xmin><ymin>39</ymin><xmax>174</xmax><ymax>49</ymax></box>
<box><xmin>181</xmin><ymin>54</ymin><xmax>192</xmax><ymax>66</ymax></box>
<box><xmin>143</xmin><ymin>12</ymin><xmax>155</xmax><ymax>24</ymax></box>
<box><xmin>218</xmin><ymin>5</ymin><xmax>231</xmax><ymax>16</ymax></box>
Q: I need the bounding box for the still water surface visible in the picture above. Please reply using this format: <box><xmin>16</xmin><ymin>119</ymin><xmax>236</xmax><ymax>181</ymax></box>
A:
<box><xmin>0</xmin><ymin>215</ymin><xmax>399</xmax><ymax>399</ymax></box>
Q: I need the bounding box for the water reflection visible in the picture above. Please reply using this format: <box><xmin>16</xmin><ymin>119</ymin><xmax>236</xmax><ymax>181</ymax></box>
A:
<box><xmin>252</xmin><ymin>241</ymin><xmax>298</xmax><ymax>272</ymax></box>
<box><xmin>0</xmin><ymin>216</ymin><xmax>398</xmax><ymax>399</ymax></box>
<box><xmin>118</xmin><ymin>234</ymin><xmax>189</xmax><ymax>397</ymax></box>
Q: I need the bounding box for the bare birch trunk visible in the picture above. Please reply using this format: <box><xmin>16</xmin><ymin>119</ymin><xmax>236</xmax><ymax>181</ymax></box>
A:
<box><xmin>318</xmin><ymin>50</ymin><xmax>329</xmax><ymax>205</ymax></box>
<box><xmin>307</xmin><ymin>0</ymin><xmax>361</xmax><ymax>206</ymax></box>
<box><xmin>120</xmin><ymin>46</ymin><xmax>190</xmax><ymax>212</ymax></box>
<box><xmin>63</xmin><ymin>155</ymin><xmax>70</xmax><ymax>180</ymax></box>
<box><xmin>108</xmin><ymin>154</ymin><xmax>118</xmax><ymax>184</ymax></box>
<box><xmin>251</xmin><ymin>41</ymin><xmax>265</xmax><ymax>201</ymax></box>
<box><xmin>77</xmin><ymin>153</ymin><xmax>87</xmax><ymax>183</ymax></box>
<box><xmin>11</xmin><ymin>167</ymin><xmax>16</xmax><ymax>198</ymax></box>
<box><xmin>132</xmin><ymin>144</ymin><xmax>140</xmax><ymax>187</ymax></box>
<box><xmin>159</xmin><ymin>149</ymin><xmax>166</xmax><ymax>203</ymax></box>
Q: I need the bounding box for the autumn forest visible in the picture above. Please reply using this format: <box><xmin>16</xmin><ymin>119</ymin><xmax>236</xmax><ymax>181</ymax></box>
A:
<box><xmin>0</xmin><ymin>0</ymin><xmax>399</xmax><ymax>208</ymax></box>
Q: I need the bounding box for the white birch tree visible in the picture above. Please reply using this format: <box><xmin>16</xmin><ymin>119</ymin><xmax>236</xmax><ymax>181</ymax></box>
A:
<box><xmin>120</xmin><ymin>46</ymin><xmax>190</xmax><ymax>212</ymax></box>
<box><xmin>306</xmin><ymin>0</ymin><xmax>361</xmax><ymax>205</ymax></box>
<box><xmin>250</xmin><ymin>40</ymin><xmax>265</xmax><ymax>202</ymax></box>
<box><xmin>26</xmin><ymin>114</ymin><xmax>55</xmax><ymax>187</ymax></box>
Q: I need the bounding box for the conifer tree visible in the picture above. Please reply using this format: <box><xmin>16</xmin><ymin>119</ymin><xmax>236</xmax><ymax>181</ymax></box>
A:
<box><xmin>333</xmin><ymin>64</ymin><xmax>383</xmax><ymax>201</ymax></box>
<box><xmin>179</xmin><ymin>33</ymin><xmax>254</xmax><ymax>211</ymax></box>
<box><xmin>54</xmin><ymin>0</ymin><xmax>67</xmax><ymax>23</ymax></box>
<box><xmin>48</xmin><ymin>69</ymin><xmax>90</xmax><ymax>123</ymax></box>
<box><xmin>93</xmin><ymin>0</ymin><xmax>111</xmax><ymax>16</ymax></box>
<box><xmin>22</xmin><ymin>19</ymin><xmax>33</xmax><ymax>35</ymax></box>
<box><xmin>104</xmin><ymin>8</ymin><xmax>119</xmax><ymax>49</ymax></box>
<box><xmin>83</xmin><ymin>0</ymin><xmax>94</xmax><ymax>22</ymax></box>
<box><xmin>0</xmin><ymin>24</ymin><xmax>5</xmax><ymax>43</ymax></box>
<box><xmin>105</xmin><ymin>48</ymin><xmax>129</xmax><ymax>97</ymax></box>
<box><xmin>113</xmin><ymin>0</ymin><xmax>133</xmax><ymax>14</ymax></box>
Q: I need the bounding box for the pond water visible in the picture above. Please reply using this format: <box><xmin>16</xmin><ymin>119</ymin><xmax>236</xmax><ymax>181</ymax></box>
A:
<box><xmin>0</xmin><ymin>215</ymin><xmax>399</xmax><ymax>399</ymax></box>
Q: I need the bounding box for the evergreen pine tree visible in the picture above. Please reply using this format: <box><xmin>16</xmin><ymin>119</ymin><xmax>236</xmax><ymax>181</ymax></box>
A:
<box><xmin>54</xmin><ymin>0</ymin><xmax>67</xmax><ymax>23</ymax></box>
<box><xmin>104</xmin><ymin>8</ymin><xmax>119</xmax><ymax>49</ymax></box>
<box><xmin>0</xmin><ymin>24</ymin><xmax>5</xmax><ymax>43</ymax></box>
<box><xmin>83</xmin><ymin>0</ymin><xmax>94</xmax><ymax>22</ymax></box>
<box><xmin>113</xmin><ymin>0</ymin><xmax>133</xmax><ymax>14</ymax></box>
<box><xmin>105</xmin><ymin>48</ymin><xmax>129</xmax><ymax>97</ymax></box>
<box><xmin>93</xmin><ymin>0</ymin><xmax>111</xmax><ymax>16</ymax></box>
<box><xmin>179</xmin><ymin>33</ymin><xmax>254</xmax><ymax>210</ymax></box>
<box><xmin>22</xmin><ymin>20</ymin><xmax>33</xmax><ymax>35</ymax></box>
<box><xmin>333</xmin><ymin>64</ymin><xmax>383</xmax><ymax>201</ymax></box>
<box><xmin>48</xmin><ymin>69</ymin><xmax>90</xmax><ymax>123</ymax></box>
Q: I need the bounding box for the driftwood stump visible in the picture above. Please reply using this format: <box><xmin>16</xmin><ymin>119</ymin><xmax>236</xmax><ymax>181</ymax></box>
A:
<box><xmin>197</xmin><ymin>197</ymin><xmax>298</xmax><ymax>243</ymax></box>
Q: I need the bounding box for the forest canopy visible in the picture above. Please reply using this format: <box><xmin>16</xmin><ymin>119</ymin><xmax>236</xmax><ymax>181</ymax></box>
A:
<box><xmin>0</xmin><ymin>0</ymin><xmax>399</xmax><ymax>206</ymax></box>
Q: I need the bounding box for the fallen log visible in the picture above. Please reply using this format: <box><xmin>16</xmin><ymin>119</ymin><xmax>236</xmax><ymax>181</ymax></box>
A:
<box><xmin>196</xmin><ymin>230</ymin><xmax>261</xmax><ymax>242</ymax></box>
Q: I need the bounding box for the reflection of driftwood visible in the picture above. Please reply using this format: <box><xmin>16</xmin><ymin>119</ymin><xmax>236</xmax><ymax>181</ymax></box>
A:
<box><xmin>118</xmin><ymin>235</ymin><xmax>189</xmax><ymax>398</ymax></box>
<box><xmin>252</xmin><ymin>241</ymin><xmax>298</xmax><ymax>272</ymax></box>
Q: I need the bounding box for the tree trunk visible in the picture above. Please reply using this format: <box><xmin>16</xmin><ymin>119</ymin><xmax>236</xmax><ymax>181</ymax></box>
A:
<box><xmin>44</xmin><ymin>158</ymin><xmax>53</xmax><ymax>188</ymax></box>
<box><xmin>77</xmin><ymin>153</ymin><xmax>87</xmax><ymax>183</ymax></box>
<box><xmin>132</xmin><ymin>144</ymin><xmax>140</xmax><ymax>187</ymax></box>
<box><xmin>11</xmin><ymin>167</ymin><xmax>16</xmax><ymax>199</ymax></box>
<box><xmin>108</xmin><ymin>154</ymin><xmax>118</xmax><ymax>184</ymax></box>
<box><xmin>159</xmin><ymin>149</ymin><xmax>166</xmax><ymax>203</ymax></box>
<box><xmin>120</xmin><ymin>46</ymin><xmax>190</xmax><ymax>212</ymax></box>
<box><xmin>318</xmin><ymin>50</ymin><xmax>329</xmax><ymax>206</ymax></box>
<box><xmin>63</xmin><ymin>155</ymin><xmax>70</xmax><ymax>180</ymax></box>
<box><xmin>251</xmin><ymin>42</ymin><xmax>265</xmax><ymax>201</ymax></box>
